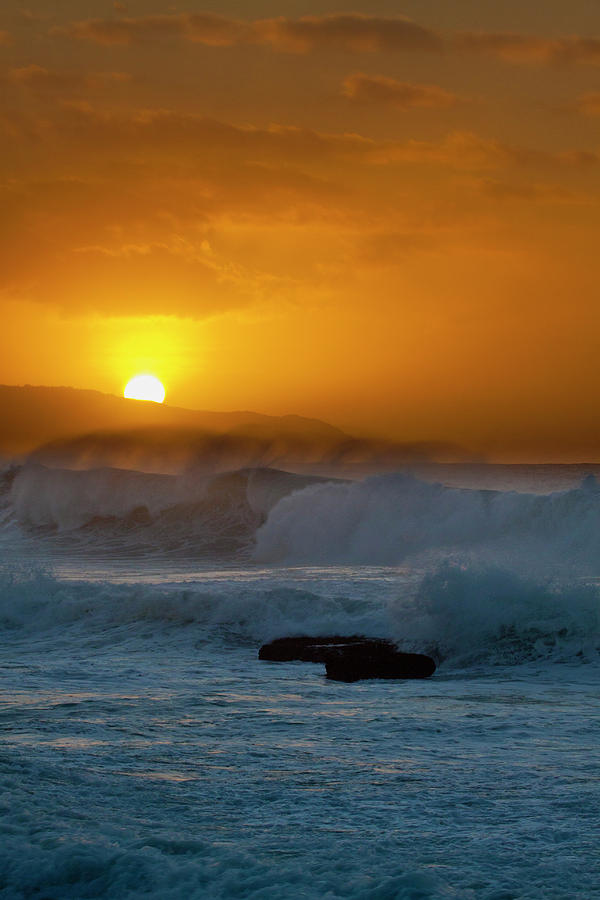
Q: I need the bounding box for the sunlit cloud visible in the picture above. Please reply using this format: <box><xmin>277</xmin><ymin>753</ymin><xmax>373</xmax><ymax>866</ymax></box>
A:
<box><xmin>342</xmin><ymin>73</ymin><xmax>460</xmax><ymax>109</ymax></box>
<box><xmin>1</xmin><ymin>1</ymin><xmax>599</xmax><ymax>453</ymax></box>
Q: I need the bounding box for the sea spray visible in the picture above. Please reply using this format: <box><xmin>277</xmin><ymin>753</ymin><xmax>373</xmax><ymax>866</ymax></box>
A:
<box><xmin>255</xmin><ymin>472</ymin><xmax>600</xmax><ymax>570</ymax></box>
<box><xmin>6</xmin><ymin>465</ymin><xmax>600</xmax><ymax>569</ymax></box>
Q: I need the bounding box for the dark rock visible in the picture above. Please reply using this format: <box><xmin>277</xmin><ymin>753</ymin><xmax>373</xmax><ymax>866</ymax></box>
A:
<box><xmin>258</xmin><ymin>635</ymin><xmax>396</xmax><ymax>663</ymax></box>
<box><xmin>325</xmin><ymin>645</ymin><xmax>436</xmax><ymax>682</ymax></box>
<box><xmin>258</xmin><ymin>635</ymin><xmax>436</xmax><ymax>680</ymax></box>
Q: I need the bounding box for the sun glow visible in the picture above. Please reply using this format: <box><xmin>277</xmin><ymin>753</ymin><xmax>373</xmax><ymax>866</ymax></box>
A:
<box><xmin>124</xmin><ymin>374</ymin><xmax>166</xmax><ymax>403</ymax></box>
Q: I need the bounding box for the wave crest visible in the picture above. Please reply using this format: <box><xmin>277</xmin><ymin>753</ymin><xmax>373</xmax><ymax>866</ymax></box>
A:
<box><xmin>402</xmin><ymin>563</ymin><xmax>600</xmax><ymax>666</ymax></box>
<box><xmin>255</xmin><ymin>472</ymin><xmax>600</xmax><ymax>569</ymax></box>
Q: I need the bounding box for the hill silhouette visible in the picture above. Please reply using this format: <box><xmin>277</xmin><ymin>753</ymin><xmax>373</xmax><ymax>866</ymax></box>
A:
<box><xmin>0</xmin><ymin>385</ymin><xmax>343</xmax><ymax>454</ymax></box>
<box><xmin>0</xmin><ymin>385</ymin><xmax>474</xmax><ymax>474</ymax></box>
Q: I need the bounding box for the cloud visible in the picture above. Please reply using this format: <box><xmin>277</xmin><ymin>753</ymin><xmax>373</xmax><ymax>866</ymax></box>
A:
<box><xmin>454</xmin><ymin>32</ymin><xmax>600</xmax><ymax>66</ymax></box>
<box><xmin>342</xmin><ymin>73</ymin><xmax>459</xmax><ymax>109</ymax></box>
<box><xmin>40</xmin><ymin>103</ymin><xmax>376</xmax><ymax>168</ymax></box>
<box><xmin>252</xmin><ymin>15</ymin><xmax>442</xmax><ymax>53</ymax></box>
<box><xmin>0</xmin><ymin>31</ymin><xmax>12</xmax><ymax>45</ymax></box>
<box><xmin>355</xmin><ymin>230</ymin><xmax>436</xmax><ymax>266</ymax></box>
<box><xmin>3</xmin><ymin>65</ymin><xmax>132</xmax><ymax>97</ymax></box>
<box><xmin>63</xmin><ymin>239</ymin><xmax>256</xmax><ymax>314</ymax></box>
<box><xmin>372</xmin><ymin>130</ymin><xmax>600</xmax><ymax>170</ymax></box>
<box><xmin>477</xmin><ymin>179</ymin><xmax>578</xmax><ymax>204</ymax></box>
<box><xmin>573</xmin><ymin>92</ymin><xmax>600</xmax><ymax>116</ymax></box>
<box><xmin>5</xmin><ymin>65</ymin><xmax>131</xmax><ymax>93</ymax></box>
<box><xmin>0</xmin><ymin>121</ymin><xmax>355</xmax><ymax>317</ymax></box>
<box><xmin>1</xmin><ymin>96</ymin><xmax>597</xmax><ymax>319</ymax></box>
<box><xmin>0</xmin><ymin>179</ymin><xmax>267</xmax><ymax>317</ymax></box>
<box><xmin>370</xmin><ymin>131</ymin><xmax>514</xmax><ymax>168</ymax></box>
<box><xmin>6</xmin><ymin>102</ymin><xmax>598</xmax><ymax>176</ymax></box>
<box><xmin>34</xmin><ymin>105</ymin><xmax>580</xmax><ymax>176</ymax></box>
<box><xmin>54</xmin><ymin>14</ymin><xmax>600</xmax><ymax>68</ymax></box>
<box><xmin>8</xmin><ymin>65</ymin><xmax>67</xmax><ymax>87</ymax></box>
<box><xmin>62</xmin><ymin>13</ymin><xmax>246</xmax><ymax>47</ymax></box>
<box><xmin>57</xmin><ymin>13</ymin><xmax>442</xmax><ymax>53</ymax></box>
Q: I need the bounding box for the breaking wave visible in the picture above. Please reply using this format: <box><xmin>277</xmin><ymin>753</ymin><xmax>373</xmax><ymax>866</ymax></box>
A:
<box><xmin>403</xmin><ymin>563</ymin><xmax>600</xmax><ymax>667</ymax></box>
<box><xmin>4</xmin><ymin>465</ymin><xmax>600</xmax><ymax>571</ymax></box>
<box><xmin>0</xmin><ymin>563</ymin><xmax>597</xmax><ymax>669</ymax></box>
<box><xmin>255</xmin><ymin>471</ymin><xmax>600</xmax><ymax>571</ymax></box>
<box><xmin>1</xmin><ymin>464</ymin><xmax>330</xmax><ymax>557</ymax></box>
<box><xmin>1</xmin><ymin>463</ymin><xmax>600</xmax><ymax>667</ymax></box>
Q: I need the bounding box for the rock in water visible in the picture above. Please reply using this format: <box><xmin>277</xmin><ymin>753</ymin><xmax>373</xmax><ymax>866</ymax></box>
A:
<box><xmin>258</xmin><ymin>635</ymin><xmax>396</xmax><ymax>663</ymax></box>
<box><xmin>258</xmin><ymin>635</ymin><xmax>436</xmax><ymax>680</ymax></box>
<box><xmin>325</xmin><ymin>644</ymin><xmax>436</xmax><ymax>682</ymax></box>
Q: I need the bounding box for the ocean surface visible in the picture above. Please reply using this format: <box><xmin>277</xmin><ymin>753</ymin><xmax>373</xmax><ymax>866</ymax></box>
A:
<box><xmin>0</xmin><ymin>463</ymin><xmax>599</xmax><ymax>899</ymax></box>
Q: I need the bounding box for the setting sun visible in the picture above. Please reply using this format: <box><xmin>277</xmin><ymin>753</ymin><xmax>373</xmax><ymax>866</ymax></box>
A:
<box><xmin>123</xmin><ymin>374</ymin><xmax>166</xmax><ymax>404</ymax></box>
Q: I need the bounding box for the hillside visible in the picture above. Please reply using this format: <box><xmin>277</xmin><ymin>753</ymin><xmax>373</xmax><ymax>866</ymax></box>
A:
<box><xmin>0</xmin><ymin>385</ymin><xmax>344</xmax><ymax>455</ymax></box>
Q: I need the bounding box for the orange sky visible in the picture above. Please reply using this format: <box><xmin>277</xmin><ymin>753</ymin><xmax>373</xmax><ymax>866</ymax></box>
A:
<box><xmin>1</xmin><ymin>1</ymin><xmax>600</xmax><ymax>459</ymax></box>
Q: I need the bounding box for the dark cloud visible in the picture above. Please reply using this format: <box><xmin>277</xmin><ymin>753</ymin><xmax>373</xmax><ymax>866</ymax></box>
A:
<box><xmin>55</xmin><ymin>13</ymin><xmax>245</xmax><ymax>47</ymax></box>
<box><xmin>554</xmin><ymin>149</ymin><xmax>599</xmax><ymax>166</ymax></box>
<box><xmin>454</xmin><ymin>32</ymin><xmax>600</xmax><ymax>66</ymax></box>
<box><xmin>5</xmin><ymin>65</ymin><xmax>130</xmax><ymax>94</ymax></box>
<box><xmin>5</xmin><ymin>102</ymin><xmax>597</xmax><ymax>176</ymax></box>
<box><xmin>573</xmin><ymin>91</ymin><xmax>600</xmax><ymax>116</ymax></box>
<box><xmin>252</xmin><ymin>15</ymin><xmax>442</xmax><ymax>54</ymax></box>
<box><xmin>342</xmin><ymin>73</ymin><xmax>459</xmax><ymax>109</ymax></box>
<box><xmin>37</xmin><ymin>103</ymin><xmax>376</xmax><ymax>168</ymax></box>
<box><xmin>57</xmin><ymin>13</ymin><xmax>442</xmax><ymax>53</ymax></box>
<box><xmin>8</xmin><ymin>64</ymin><xmax>71</xmax><ymax>88</ymax></box>
<box><xmin>56</xmin><ymin>14</ymin><xmax>600</xmax><ymax>69</ymax></box>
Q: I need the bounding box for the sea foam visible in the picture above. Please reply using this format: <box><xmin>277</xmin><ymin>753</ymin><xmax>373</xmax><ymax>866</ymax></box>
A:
<box><xmin>0</xmin><ymin>561</ymin><xmax>597</xmax><ymax>669</ymax></box>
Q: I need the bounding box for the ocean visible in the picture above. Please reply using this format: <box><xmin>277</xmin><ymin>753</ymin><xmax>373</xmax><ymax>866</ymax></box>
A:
<box><xmin>0</xmin><ymin>464</ymin><xmax>598</xmax><ymax>899</ymax></box>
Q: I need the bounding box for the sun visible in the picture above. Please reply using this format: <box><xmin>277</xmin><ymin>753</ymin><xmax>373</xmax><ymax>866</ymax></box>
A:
<box><xmin>123</xmin><ymin>374</ymin><xmax>166</xmax><ymax>404</ymax></box>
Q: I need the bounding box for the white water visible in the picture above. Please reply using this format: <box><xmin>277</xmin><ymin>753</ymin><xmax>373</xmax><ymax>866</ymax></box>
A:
<box><xmin>0</xmin><ymin>464</ymin><xmax>599</xmax><ymax>898</ymax></box>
